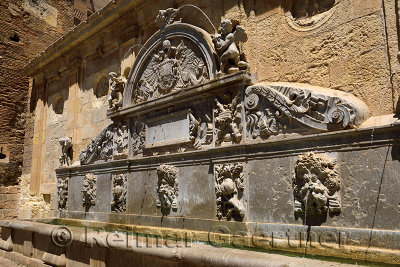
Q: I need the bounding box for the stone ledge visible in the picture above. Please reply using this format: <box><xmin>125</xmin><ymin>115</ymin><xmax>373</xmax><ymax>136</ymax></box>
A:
<box><xmin>0</xmin><ymin>220</ymin><xmax>371</xmax><ymax>266</ymax></box>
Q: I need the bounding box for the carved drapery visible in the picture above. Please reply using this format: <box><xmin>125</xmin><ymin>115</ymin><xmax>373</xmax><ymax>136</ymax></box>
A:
<box><xmin>215</xmin><ymin>163</ymin><xmax>245</xmax><ymax>221</ymax></box>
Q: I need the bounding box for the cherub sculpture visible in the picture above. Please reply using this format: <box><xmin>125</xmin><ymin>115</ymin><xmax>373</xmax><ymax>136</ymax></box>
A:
<box><xmin>213</xmin><ymin>19</ymin><xmax>249</xmax><ymax>74</ymax></box>
<box><xmin>108</xmin><ymin>72</ymin><xmax>126</xmax><ymax>111</ymax></box>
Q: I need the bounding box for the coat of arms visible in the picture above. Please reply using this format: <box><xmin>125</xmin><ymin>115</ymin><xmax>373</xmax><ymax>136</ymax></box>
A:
<box><xmin>134</xmin><ymin>39</ymin><xmax>209</xmax><ymax>103</ymax></box>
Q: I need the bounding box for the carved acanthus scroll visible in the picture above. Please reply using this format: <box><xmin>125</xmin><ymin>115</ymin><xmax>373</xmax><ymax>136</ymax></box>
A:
<box><xmin>293</xmin><ymin>153</ymin><xmax>341</xmax><ymax>221</ymax></box>
<box><xmin>156</xmin><ymin>165</ymin><xmax>178</xmax><ymax>213</ymax></box>
<box><xmin>245</xmin><ymin>83</ymin><xmax>370</xmax><ymax>139</ymax></box>
<box><xmin>82</xmin><ymin>173</ymin><xmax>96</xmax><ymax>207</ymax></box>
<box><xmin>215</xmin><ymin>163</ymin><xmax>245</xmax><ymax>221</ymax></box>
<box><xmin>111</xmin><ymin>173</ymin><xmax>127</xmax><ymax>212</ymax></box>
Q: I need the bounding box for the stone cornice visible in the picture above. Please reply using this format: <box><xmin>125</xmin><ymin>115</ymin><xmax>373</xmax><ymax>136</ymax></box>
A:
<box><xmin>24</xmin><ymin>0</ymin><xmax>155</xmax><ymax>77</ymax></box>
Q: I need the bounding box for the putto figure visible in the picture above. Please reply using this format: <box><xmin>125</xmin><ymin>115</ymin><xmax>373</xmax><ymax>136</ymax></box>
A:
<box><xmin>108</xmin><ymin>72</ymin><xmax>126</xmax><ymax>111</ymax></box>
<box><xmin>213</xmin><ymin>19</ymin><xmax>249</xmax><ymax>74</ymax></box>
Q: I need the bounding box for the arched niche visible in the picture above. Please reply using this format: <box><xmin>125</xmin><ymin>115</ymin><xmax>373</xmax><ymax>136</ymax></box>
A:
<box><xmin>124</xmin><ymin>23</ymin><xmax>218</xmax><ymax>108</ymax></box>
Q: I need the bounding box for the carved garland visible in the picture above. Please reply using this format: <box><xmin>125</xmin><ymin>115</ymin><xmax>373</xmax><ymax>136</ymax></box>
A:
<box><xmin>57</xmin><ymin>177</ymin><xmax>68</xmax><ymax>210</ymax></box>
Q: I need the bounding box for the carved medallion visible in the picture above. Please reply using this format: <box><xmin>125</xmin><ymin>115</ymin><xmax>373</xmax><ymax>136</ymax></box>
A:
<box><xmin>215</xmin><ymin>163</ymin><xmax>245</xmax><ymax>221</ymax></box>
<box><xmin>111</xmin><ymin>173</ymin><xmax>127</xmax><ymax>212</ymax></box>
<box><xmin>293</xmin><ymin>153</ymin><xmax>341</xmax><ymax>224</ymax></box>
<box><xmin>156</xmin><ymin>165</ymin><xmax>178</xmax><ymax>214</ymax></box>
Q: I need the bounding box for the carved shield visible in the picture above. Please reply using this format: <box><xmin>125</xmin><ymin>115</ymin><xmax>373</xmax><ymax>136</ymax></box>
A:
<box><xmin>156</xmin><ymin>59</ymin><xmax>178</xmax><ymax>93</ymax></box>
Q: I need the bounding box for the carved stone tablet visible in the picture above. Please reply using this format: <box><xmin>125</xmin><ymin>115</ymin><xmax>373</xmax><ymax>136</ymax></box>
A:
<box><xmin>145</xmin><ymin>110</ymin><xmax>191</xmax><ymax>149</ymax></box>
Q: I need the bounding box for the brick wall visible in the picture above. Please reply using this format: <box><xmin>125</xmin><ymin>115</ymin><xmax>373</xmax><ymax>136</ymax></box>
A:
<box><xmin>0</xmin><ymin>0</ymin><xmax>109</xmax><ymax>220</ymax></box>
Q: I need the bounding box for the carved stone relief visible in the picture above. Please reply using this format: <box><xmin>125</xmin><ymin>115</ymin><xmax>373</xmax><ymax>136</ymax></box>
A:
<box><xmin>108</xmin><ymin>72</ymin><xmax>126</xmax><ymax>111</ymax></box>
<box><xmin>244</xmin><ymin>83</ymin><xmax>370</xmax><ymax>139</ymax></box>
<box><xmin>284</xmin><ymin>0</ymin><xmax>336</xmax><ymax>31</ymax></box>
<box><xmin>57</xmin><ymin>177</ymin><xmax>68</xmax><ymax>210</ymax></box>
<box><xmin>111</xmin><ymin>173</ymin><xmax>127</xmax><ymax>212</ymax></box>
<box><xmin>155</xmin><ymin>8</ymin><xmax>180</xmax><ymax>29</ymax></box>
<box><xmin>132</xmin><ymin>121</ymin><xmax>145</xmax><ymax>156</ymax></box>
<box><xmin>156</xmin><ymin>165</ymin><xmax>178</xmax><ymax>214</ymax></box>
<box><xmin>293</xmin><ymin>153</ymin><xmax>341</xmax><ymax>224</ymax></box>
<box><xmin>58</xmin><ymin>137</ymin><xmax>72</xmax><ymax>167</ymax></box>
<box><xmin>80</xmin><ymin>125</ymin><xmax>114</xmax><ymax>165</ymax></box>
<box><xmin>133</xmin><ymin>39</ymin><xmax>209</xmax><ymax>104</ymax></box>
<box><xmin>213</xmin><ymin>19</ymin><xmax>249</xmax><ymax>74</ymax></box>
<box><xmin>113</xmin><ymin>122</ymin><xmax>128</xmax><ymax>160</ymax></box>
<box><xmin>215</xmin><ymin>163</ymin><xmax>245</xmax><ymax>221</ymax></box>
<box><xmin>189</xmin><ymin>110</ymin><xmax>213</xmax><ymax>149</ymax></box>
<box><xmin>214</xmin><ymin>92</ymin><xmax>243</xmax><ymax>145</ymax></box>
<box><xmin>82</xmin><ymin>173</ymin><xmax>96</xmax><ymax>207</ymax></box>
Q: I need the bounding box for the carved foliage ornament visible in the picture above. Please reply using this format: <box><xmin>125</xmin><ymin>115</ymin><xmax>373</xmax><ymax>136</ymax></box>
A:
<box><xmin>57</xmin><ymin>177</ymin><xmax>68</xmax><ymax>210</ymax></box>
<box><xmin>82</xmin><ymin>173</ymin><xmax>96</xmax><ymax>206</ymax></box>
<box><xmin>215</xmin><ymin>163</ymin><xmax>245</xmax><ymax>221</ymax></box>
<box><xmin>293</xmin><ymin>153</ymin><xmax>341</xmax><ymax>219</ymax></box>
<box><xmin>111</xmin><ymin>173</ymin><xmax>127</xmax><ymax>212</ymax></box>
<box><xmin>133</xmin><ymin>39</ymin><xmax>209</xmax><ymax>104</ymax></box>
<box><xmin>132</xmin><ymin>121</ymin><xmax>145</xmax><ymax>156</ymax></box>
<box><xmin>244</xmin><ymin>83</ymin><xmax>369</xmax><ymax>139</ymax></box>
<box><xmin>156</xmin><ymin>165</ymin><xmax>179</xmax><ymax>212</ymax></box>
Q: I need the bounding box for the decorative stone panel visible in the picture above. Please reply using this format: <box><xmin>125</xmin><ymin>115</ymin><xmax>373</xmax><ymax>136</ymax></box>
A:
<box><xmin>293</xmin><ymin>153</ymin><xmax>341</xmax><ymax>223</ymax></box>
<box><xmin>111</xmin><ymin>173</ymin><xmax>127</xmax><ymax>212</ymax></box>
<box><xmin>156</xmin><ymin>165</ymin><xmax>178</xmax><ymax>214</ymax></box>
<box><xmin>57</xmin><ymin>177</ymin><xmax>68</xmax><ymax>210</ymax></box>
<box><xmin>215</xmin><ymin>163</ymin><xmax>245</xmax><ymax>221</ymax></box>
<box><xmin>82</xmin><ymin>173</ymin><xmax>96</xmax><ymax>207</ymax></box>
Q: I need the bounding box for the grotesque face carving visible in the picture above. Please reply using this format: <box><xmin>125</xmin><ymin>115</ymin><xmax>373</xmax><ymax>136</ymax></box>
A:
<box><xmin>293</xmin><ymin>153</ymin><xmax>341</xmax><ymax>224</ymax></box>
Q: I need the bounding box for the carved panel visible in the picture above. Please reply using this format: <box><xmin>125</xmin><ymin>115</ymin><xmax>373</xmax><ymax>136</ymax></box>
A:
<box><xmin>82</xmin><ymin>173</ymin><xmax>96</xmax><ymax>207</ymax></box>
<box><xmin>111</xmin><ymin>173</ymin><xmax>127</xmax><ymax>212</ymax></box>
<box><xmin>244</xmin><ymin>83</ymin><xmax>370</xmax><ymax>139</ymax></box>
<box><xmin>156</xmin><ymin>165</ymin><xmax>178</xmax><ymax>214</ymax></box>
<box><xmin>80</xmin><ymin>125</ymin><xmax>113</xmax><ymax>165</ymax></box>
<box><xmin>58</xmin><ymin>137</ymin><xmax>72</xmax><ymax>167</ymax></box>
<box><xmin>57</xmin><ymin>177</ymin><xmax>68</xmax><ymax>210</ymax></box>
<box><xmin>214</xmin><ymin>92</ymin><xmax>243</xmax><ymax>145</ymax></box>
<box><xmin>293</xmin><ymin>153</ymin><xmax>341</xmax><ymax>223</ymax></box>
<box><xmin>132</xmin><ymin>38</ymin><xmax>209</xmax><ymax>104</ymax></box>
<box><xmin>215</xmin><ymin>163</ymin><xmax>245</xmax><ymax>221</ymax></box>
<box><xmin>113</xmin><ymin>122</ymin><xmax>128</xmax><ymax>160</ymax></box>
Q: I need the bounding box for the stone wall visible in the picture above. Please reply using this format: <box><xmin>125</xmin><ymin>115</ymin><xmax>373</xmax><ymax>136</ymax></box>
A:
<box><xmin>0</xmin><ymin>0</ymin><xmax>110</xmax><ymax>220</ymax></box>
<box><xmin>24</xmin><ymin>0</ymin><xmax>400</xmax><ymax>219</ymax></box>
